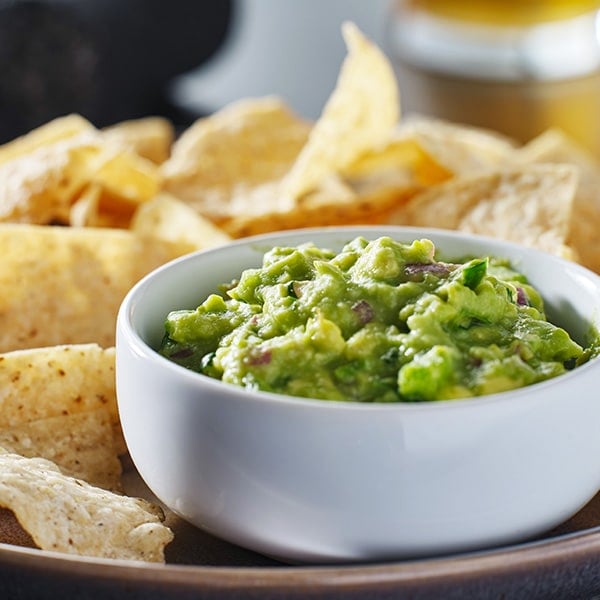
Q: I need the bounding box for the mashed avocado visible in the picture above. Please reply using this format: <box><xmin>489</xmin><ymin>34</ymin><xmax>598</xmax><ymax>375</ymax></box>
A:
<box><xmin>159</xmin><ymin>236</ymin><xmax>591</xmax><ymax>402</ymax></box>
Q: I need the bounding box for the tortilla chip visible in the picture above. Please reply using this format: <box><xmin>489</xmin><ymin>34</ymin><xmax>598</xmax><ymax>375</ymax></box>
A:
<box><xmin>0</xmin><ymin>224</ymin><xmax>185</xmax><ymax>351</ymax></box>
<box><xmin>69</xmin><ymin>183</ymin><xmax>135</xmax><ymax>229</ymax></box>
<box><xmin>0</xmin><ymin>134</ymin><xmax>100</xmax><ymax>224</ymax></box>
<box><xmin>394</xmin><ymin>116</ymin><xmax>516</xmax><ymax>176</ymax></box>
<box><xmin>343</xmin><ymin>117</ymin><xmax>515</xmax><ymax>203</ymax></box>
<box><xmin>0</xmin><ymin>408</ymin><xmax>122</xmax><ymax>491</ymax></box>
<box><xmin>345</xmin><ymin>136</ymin><xmax>451</xmax><ymax>188</ymax></box>
<box><xmin>280</xmin><ymin>22</ymin><xmax>400</xmax><ymax>201</ymax></box>
<box><xmin>67</xmin><ymin>147</ymin><xmax>163</xmax><ymax>229</ymax></box>
<box><xmin>514</xmin><ymin>129</ymin><xmax>600</xmax><ymax>272</ymax></box>
<box><xmin>0</xmin><ymin>344</ymin><xmax>124</xmax><ymax>453</ymax></box>
<box><xmin>69</xmin><ymin>183</ymin><xmax>102</xmax><ymax>227</ymax></box>
<box><xmin>0</xmin><ymin>116</ymin><xmax>162</xmax><ymax>228</ymax></box>
<box><xmin>102</xmin><ymin>117</ymin><xmax>174</xmax><ymax>165</ymax></box>
<box><xmin>162</xmin><ymin>23</ymin><xmax>401</xmax><ymax>229</ymax></box>
<box><xmin>0</xmin><ymin>449</ymin><xmax>173</xmax><ymax>561</ymax></box>
<box><xmin>161</xmin><ymin>97</ymin><xmax>311</xmax><ymax>222</ymax></box>
<box><xmin>222</xmin><ymin>171</ymin><xmax>419</xmax><ymax>238</ymax></box>
<box><xmin>131</xmin><ymin>192</ymin><xmax>231</xmax><ymax>253</ymax></box>
<box><xmin>92</xmin><ymin>149</ymin><xmax>161</xmax><ymax>207</ymax></box>
<box><xmin>386</xmin><ymin>165</ymin><xmax>578</xmax><ymax>257</ymax></box>
<box><xmin>0</xmin><ymin>114</ymin><xmax>95</xmax><ymax>166</ymax></box>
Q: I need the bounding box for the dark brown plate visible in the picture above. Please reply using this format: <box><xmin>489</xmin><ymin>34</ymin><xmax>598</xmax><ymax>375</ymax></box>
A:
<box><xmin>2</xmin><ymin>465</ymin><xmax>600</xmax><ymax>600</ymax></box>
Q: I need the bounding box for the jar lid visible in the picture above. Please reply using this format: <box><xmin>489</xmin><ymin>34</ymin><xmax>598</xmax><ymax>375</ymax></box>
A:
<box><xmin>388</xmin><ymin>8</ymin><xmax>600</xmax><ymax>80</ymax></box>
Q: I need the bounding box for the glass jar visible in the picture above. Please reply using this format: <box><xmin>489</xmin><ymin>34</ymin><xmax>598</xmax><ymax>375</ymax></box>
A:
<box><xmin>386</xmin><ymin>0</ymin><xmax>600</xmax><ymax>156</ymax></box>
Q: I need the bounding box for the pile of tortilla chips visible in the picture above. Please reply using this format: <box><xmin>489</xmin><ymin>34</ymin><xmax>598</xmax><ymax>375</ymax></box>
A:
<box><xmin>160</xmin><ymin>22</ymin><xmax>599</xmax><ymax>273</ymax></box>
<box><xmin>0</xmin><ymin>21</ymin><xmax>598</xmax><ymax>563</ymax></box>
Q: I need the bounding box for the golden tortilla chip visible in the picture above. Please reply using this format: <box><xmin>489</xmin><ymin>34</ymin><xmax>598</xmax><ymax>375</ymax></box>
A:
<box><xmin>0</xmin><ymin>449</ymin><xmax>173</xmax><ymax>562</ymax></box>
<box><xmin>70</xmin><ymin>183</ymin><xmax>135</xmax><ymax>229</ymax></box>
<box><xmin>0</xmin><ymin>344</ymin><xmax>123</xmax><ymax>453</ymax></box>
<box><xmin>0</xmin><ymin>114</ymin><xmax>95</xmax><ymax>166</ymax></box>
<box><xmin>162</xmin><ymin>23</ymin><xmax>402</xmax><ymax>230</ymax></box>
<box><xmin>0</xmin><ymin>134</ymin><xmax>100</xmax><ymax>224</ymax></box>
<box><xmin>0</xmin><ymin>116</ymin><xmax>162</xmax><ymax>227</ymax></box>
<box><xmin>131</xmin><ymin>192</ymin><xmax>231</xmax><ymax>253</ymax></box>
<box><xmin>0</xmin><ymin>224</ymin><xmax>185</xmax><ymax>351</ymax></box>
<box><xmin>344</xmin><ymin>137</ymin><xmax>451</xmax><ymax>189</ymax></box>
<box><xmin>514</xmin><ymin>129</ymin><xmax>600</xmax><ymax>272</ymax></box>
<box><xmin>161</xmin><ymin>97</ymin><xmax>311</xmax><ymax>222</ymax></box>
<box><xmin>222</xmin><ymin>172</ymin><xmax>419</xmax><ymax>238</ymax></box>
<box><xmin>280</xmin><ymin>22</ymin><xmax>400</xmax><ymax>201</ymax></box>
<box><xmin>0</xmin><ymin>408</ymin><xmax>122</xmax><ymax>491</ymax></box>
<box><xmin>69</xmin><ymin>183</ymin><xmax>102</xmax><ymax>227</ymax></box>
<box><xmin>344</xmin><ymin>117</ymin><xmax>515</xmax><ymax>202</ymax></box>
<box><xmin>70</xmin><ymin>183</ymin><xmax>136</xmax><ymax>229</ymax></box>
<box><xmin>386</xmin><ymin>165</ymin><xmax>578</xmax><ymax>257</ymax></box>
<box><xmin>92</xmin><ymin>148</ymin><xmax>161</xmax><ymax>207</ymax></box>
<box><xmin>68</xmin><ymin>146</ymin><xmax>162</xmax><ymax>229</ymax></box>
<box><xmin>102</xmin><ymin>116</ymin><xmax>174</xmax><ymax>165</ymax></box>
<box><xmin>394</xmin><ymin>116</ymin><xmax>516</xmax><ymax>177</ymax></box>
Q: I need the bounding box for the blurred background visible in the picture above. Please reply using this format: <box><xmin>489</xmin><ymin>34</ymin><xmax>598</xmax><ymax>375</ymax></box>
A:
<box><xmin>170</xmin><ymin>0</ymin><xmax>389</xmax><ymax>120</ymax></box>
<box><xmin>1</xmin><ymin>0</ymin><xmax>600</xmax><ymax>156</ymax></box>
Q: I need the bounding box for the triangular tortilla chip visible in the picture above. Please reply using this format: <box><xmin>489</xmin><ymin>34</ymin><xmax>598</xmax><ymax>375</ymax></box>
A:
<box><xmin>161</xmin><ymin>97</ymin><xmax>311</xmax><ymax>222</ymax></box>
<box><xmin>514</xmin><ymin>129</ymin><xmax>600</xmax><ymax>272</ymax></box>
<box><xmin>280</xmin><ymin>22</ymin><xmax>400</xmax><ymax>201</ymax></box>
<box><xmin>386</xmin><ymin>164</ymin><xmax>578</xmax><ymax>257</ymax></box>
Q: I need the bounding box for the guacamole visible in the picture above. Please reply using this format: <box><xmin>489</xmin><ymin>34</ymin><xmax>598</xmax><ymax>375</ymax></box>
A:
<box><xmin>159</xmin><ymin>236</ymin><xmax>590</xmax><ymax>402</ymax></box>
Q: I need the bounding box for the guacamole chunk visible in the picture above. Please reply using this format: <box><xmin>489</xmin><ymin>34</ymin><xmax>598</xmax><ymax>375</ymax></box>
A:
<box><xmin>159</xmin><ymin>236</ymin><xmax>591</xmax><ymax>402</ymax></box>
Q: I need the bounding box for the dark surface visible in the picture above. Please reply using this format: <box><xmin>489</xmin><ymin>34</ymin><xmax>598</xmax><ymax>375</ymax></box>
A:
<box><xmin>0</xmin><ymin>0</ymin><xmax>234</xmax><ymax>142</ymax></box>
<box><xmin>3</xmin><ymin>529</ymin><xmax>600</xmax><ymax>600</ymax></box>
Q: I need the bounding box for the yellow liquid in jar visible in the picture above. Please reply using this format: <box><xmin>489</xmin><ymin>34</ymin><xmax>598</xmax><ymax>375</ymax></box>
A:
<box><xmin>396</xmin><ymin>66</ymin><xmax>600</xmax><ymax>156</ymax></box>
<box><xmin>412</xmin><ymin>0</ymin><xmax>600</xmax><ymax>24</ymax></box>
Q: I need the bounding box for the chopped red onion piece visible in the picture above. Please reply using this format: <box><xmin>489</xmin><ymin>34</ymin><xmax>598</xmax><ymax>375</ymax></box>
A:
<box><xmin>352</xmin><ymin>299</ymin><xmax>374</xmax><ymax>324</ymax></box>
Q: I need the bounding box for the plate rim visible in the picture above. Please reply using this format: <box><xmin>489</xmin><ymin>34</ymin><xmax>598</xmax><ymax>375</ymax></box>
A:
<box><xmin>2</xmin><ymin>523</ymin><xmax>600</xmax><ymax>594</ymax></box>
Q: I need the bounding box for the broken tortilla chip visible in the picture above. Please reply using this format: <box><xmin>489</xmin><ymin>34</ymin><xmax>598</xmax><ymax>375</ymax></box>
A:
<box><xmin>0</xmin><ymin>115</ymin><xmax>163</xmax><ymax>228</ymax></box>
<box><xmin>0</xmin><ymin>449</ymin><xmax>173</xmax><ymax>562</ymax></box>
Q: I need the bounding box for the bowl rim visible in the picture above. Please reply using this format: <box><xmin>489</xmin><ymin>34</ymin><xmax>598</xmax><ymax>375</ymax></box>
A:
<box><xmin>117</xmin><ymin>225</ymin><xmax>600</xmax><ymax>414</ymax></box>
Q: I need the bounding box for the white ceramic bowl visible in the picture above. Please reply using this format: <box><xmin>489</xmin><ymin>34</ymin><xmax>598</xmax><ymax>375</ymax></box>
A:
<box><xmin>116</xmin><ymin>226</ymin><xmax>600</xmax><ymax>564</ymax></box>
